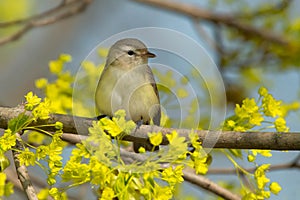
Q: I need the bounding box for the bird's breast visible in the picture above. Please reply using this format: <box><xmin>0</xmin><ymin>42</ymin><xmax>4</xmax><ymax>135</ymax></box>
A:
<box><xmin>95</xmin><ymin>66</ymin><xmax>159</xmax><ymax>123</ymax></box>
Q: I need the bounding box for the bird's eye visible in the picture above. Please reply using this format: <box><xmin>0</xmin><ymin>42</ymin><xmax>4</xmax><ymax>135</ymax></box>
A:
<box><xmin>127</xmin><ymin>50</ymin><xmax>135</xmax><ymax>56</ymax></box>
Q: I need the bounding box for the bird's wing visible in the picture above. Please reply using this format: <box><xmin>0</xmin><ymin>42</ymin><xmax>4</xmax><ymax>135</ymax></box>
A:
<box><xmin>146</xmin><ymin>65</ymin><xmax>161</xmax><ymax>126</ymax></box>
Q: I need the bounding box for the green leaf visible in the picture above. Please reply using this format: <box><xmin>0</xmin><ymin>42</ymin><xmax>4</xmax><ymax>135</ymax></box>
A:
<box><xmin>8</xmin><ymin>113</ymin><xmax>30</xmax><ymax>133</ymax></box>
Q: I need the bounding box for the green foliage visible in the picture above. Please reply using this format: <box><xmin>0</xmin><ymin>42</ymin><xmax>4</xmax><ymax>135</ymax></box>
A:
<box><xmin>207</xmin><ymin>0</ymin><xmax>300</xmax><ymax>105</ymax></box>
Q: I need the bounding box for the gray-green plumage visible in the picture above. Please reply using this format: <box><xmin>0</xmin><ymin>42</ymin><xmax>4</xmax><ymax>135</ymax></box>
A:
<box><xmin>95</xmin><ymin>38</ymin><xmax>161</xmax><ymax>152</ymax></box>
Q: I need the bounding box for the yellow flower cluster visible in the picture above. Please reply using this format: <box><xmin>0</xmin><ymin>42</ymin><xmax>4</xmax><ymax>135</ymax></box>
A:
<box><xmin>189</xmin><ymin>132</ymin><xmax>211</xmax><ymax>175</ymax></box>
<box><xmin>57</xmin><ymin>120</ymin><xmax>187</xmax><ymax>200</ymax></box>
<box><xmin>35</xmin><ymin>54</ymin><xmax>105</xmax><ymax>117</ymax></box>
<box><xmin>25</xmin><ymin>91</ymin><xmax>51</xmax><ymax>120</ymax></box>
<box><xmin>99</xmin><ymin>110</ymin><xmax>136</xmax><ymax>138</ymax></box>
<box><xmin>243</xmin><ymin>164</ymin><xmax>281</xmax><ymax>199</ymax></box>
<box><xmin>223</xmin><ymin>87</ymin><xmax>294</xmax><ymax>133</ymax></box>
<box><xmin>0</xmin><ymin>129</ymin><xmax>16</xmax><ymax>152</ymax></box>
<box><xmin>221</xmin><ymin>87</ymin><xmax>297</xmax><ymax>199</ymax></box>
<box><xmin>35</xmin><ymin>55</ymin><xmax>73</xmax><ymax>114</ymax></box>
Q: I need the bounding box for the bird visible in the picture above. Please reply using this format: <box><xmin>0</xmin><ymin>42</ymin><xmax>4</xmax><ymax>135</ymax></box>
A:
<box><xmin>95</xmin><ymin>38</ymin><xmax>161</xmax><ymax>152</ymax></box>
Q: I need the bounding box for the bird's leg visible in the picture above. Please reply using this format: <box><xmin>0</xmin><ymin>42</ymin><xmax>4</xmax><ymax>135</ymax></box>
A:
<box><xmin>135</xmin><ymin>119</ymin><xmax>144</xmax><ymax>129</ymax></box>
<box><xmin>133</xmin><ymin>118</ymin><xmax>159</xmax><ymax>152</ymax></box>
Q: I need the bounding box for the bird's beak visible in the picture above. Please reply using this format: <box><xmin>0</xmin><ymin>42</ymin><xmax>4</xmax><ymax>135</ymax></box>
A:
<box><xmin>146</xmin><ymin>51</ymin><xmax>156</xmax><ymax>58</ymax></box>
<box><xmin>139</xmin><ymin>49</ymin><xmax>156</xmax><ymax>58</ymax></box>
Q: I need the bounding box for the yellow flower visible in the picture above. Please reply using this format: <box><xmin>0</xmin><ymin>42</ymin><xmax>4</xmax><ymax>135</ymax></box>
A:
<box><xmin>254</xmin><ymin>150</ymin><xmax>272</xmax><ymax>157</ymax></box>
<box><xmin>55</xmin><ymin>121</ymin><xmax>63</xmax><ymax>130</ymax></box>
<box><xmin>254</xmin><ymin>164</ymin><xmax>270</xmax><ymax>190</ymax></box>
<box><xmin>37</xmin><ymin>188</ymin><xmax>49</xmax><ymax>200</ymax></box>
<box><xmin>249</xmin><ymin>112</ymin><xmax>264</xmax><ymax>126</ymax></box>
<box><xmin>270</xmin><ymin>182</ymin><xmax>281</xmax><ymax>195</ymax></box>
<box><xmin>242</xmin><ymin>192</ymin><xmax>257</xmax><ymax>200</ymax></box>
<box><xmin>176</xmin><ymin>88</ymin><xmax>188</xmax><ymax>98</ymax></box>
<box><xmin>235</xmin><ymin>98</ymin><xmax>259</xmax><ymax>119</ymax></box>
<box><xmin>49</xmin><ymin>60</ymin><xmax>63</xmax><ymax>75</ymax></box>
<box><xmin>18</xmin><ymin>148</ymin><xmax>36</xmax><ymax>166</ymax></box>
<box><xmin>32</xmin><ymin>98</ymin><xmax>52</xmax><ymax>120</ymax></box>
<box><xmin>35</xmin><ymin>78</ymin><xmax>48</xmax><ymax>89</ymax></box>
<box><xmin>233</xmin><ymin>126</ymin><xmax>246</xmax><ymax>132</ymax></box>
<box><xmin>235</xmin><ymin>104</ymin><xmax>248</xmax><ymax>119</ymax></box>
<box><xmin>154</xmin><ymin>185</ymin><xmax>173</xmax><ymax>200</ymax></box>
<box><xmin>256</xmin><ymin>175</ymin><xmax>270</xmax><ymax>190</ymax></box>
<box><xmin>140</xmin><ymin>188</ymin><xmax>150</xmax><ymax>195</ymax></box>
<box><xmin>112</xmin><ymin>110</ymin><xmax>136</xmax><ymax>134</ymax></box>
<box><xmin>281</xmin><ymin>101</ymin><xmax>300</xmax><ymax>117</ymax></box>
<box><xmin>101</xmin><ymin>187</ymin><xmax>114</xmax><ymax>200</ymax></box>
<box><xmin>0</xmin><ymin>153</ymin><xmax>10</xmax><ymax>171</ymax></box>
<box><xmin>0</xmin><ymin>172</ymin><xmax>13</xmax><ymax>196</ymax></box>
<box><xmin>274</xmin><ymin>117</ymin><xmax>289</xmax><ymax>132</ymax></box>
<box><xmin>36</xmin><ymin>145</ymin><xmax>48</xmax><ymax>160</ymax></box>
<box><xmin>189</xmin><ymin>131</ymin><xmax>201</xmax><ymax>149</ymax></box>
<box><xmin>98</xmin><ymin>48</ymin><xmax>109</xmax><ymax>58</ymax></box>
<box><xmin>99</xmin><ymin>118</ymin><xmax>122</xmax><ymax>137</ymax></box>
<box><xmin>24</xmin><ymin>91</ymin><xmax>41</xmax><ymax>110</ymax></box>
<box><xmin>227</xmin><ymin>120</ymin><xmax>236</xmax><ymax>128</ymax></box>
<box><xmin>262</xmin><ymin>94</ymin><xmax>282</xmax><ymax>117</ymax></box>
<box><xmin>59</xmin><ymin>54</ymin><xmax>72</xmax><ymax>62</ymax></box>
<box><xmin>258</xmin><ymin>87</ymin><xmax>268</xmax><ymax>97</ymax></box>
<box><xmin>138</xmin><ymin>147</ymin><xmax>146</xmax><ymax>153</ymax></box>
<box><xmin>166</xmin><ymin>131</ymin><xmax>178</xmax><ymax>144</ymax></box>
<box><xmin>259</xmin><ymin>190</ymin><xmax>271</xmax><ymax>199</ymax></box>
<box><xmin>0</xmin><ymin>129</ymin><xmax>16</xmax><ymax>151</ymax></box>
<box><xmin>193</xmin><ymin>157</ymin><xmax>209</xmax><ymax>175</ymax></box>
<box><xmin>247</xmin><ymin>154</ymin><xmax>255</xmax><ymax>162</ymax></box>
<box><xmin>148</xmin><ymin>132</ymin><xmax>163</xmax><ymax>146</ymax></box>
<box><xmin>243</xmin><ymin>98</ymin><xmax>259</xmax><ymax>113</ymax></box>
<box><xmin>161</xmin><ymin>165</ymin><xmax>184</xmax><ymax>185</ymax></box>
<box><xmin>49</xmin><ymin>187</ymin><xmax>67</xmax><ymax>200</ymax></box>
<box><xmin>154</xmin><ymin>69</ymin><xmax>176</xmax><ymax>88</ymax></box>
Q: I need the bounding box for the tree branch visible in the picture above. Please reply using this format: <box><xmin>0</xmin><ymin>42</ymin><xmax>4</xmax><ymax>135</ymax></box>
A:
<box><xmin>1</xmin><ymin>106</ymin><xmax>300</xmax><ymax>150</ymax></box>
<box><xmin>183</xmin><ymin>169</ymin><xmax>241</xmax><ymax>200</ymax></box>
<box><xmin>208</xmin><ymin>153</ymin><xmax>300</xmax><ymax>174</ymax></box>
<box><xmin>132</xmin><ymin>0</ymin><xmax>289</xmax><ymax>46</ymax></box>
<box><xmin>0</xmin><ymin>0</ymin><xmax>93</xmax><ymax>45</ymax></box>
<box><xmin>12</xmin><ymin>132</ymin><xmax>38</xmax><ymax>200</ymax></box>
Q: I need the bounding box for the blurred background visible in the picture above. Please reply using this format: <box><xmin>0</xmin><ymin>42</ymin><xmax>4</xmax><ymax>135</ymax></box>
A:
<box><xmin>1</xmin><ymin>0</ymin><xmax>300</xmax><ymax>199</ymax></box>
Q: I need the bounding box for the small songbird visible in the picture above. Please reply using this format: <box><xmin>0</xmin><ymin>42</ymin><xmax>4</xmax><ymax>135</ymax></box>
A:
<box><xmin>95</xmin><ymin>38</ymin><xmax>161</xmax><ymax>152</ymax></box>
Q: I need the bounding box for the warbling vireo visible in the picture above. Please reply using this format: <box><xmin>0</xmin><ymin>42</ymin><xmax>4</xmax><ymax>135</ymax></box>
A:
<box><xmin>95</xmin><ymin>38</ymin><xmax>161</xmax><ymax>152</ymax></box>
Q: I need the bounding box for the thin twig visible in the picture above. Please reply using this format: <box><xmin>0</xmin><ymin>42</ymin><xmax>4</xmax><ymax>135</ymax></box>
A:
<box><xmin>208</xmin><ymin>153</ymin><xmax>300</xmax><ymax>174</ymax></box>
<box><xmin>12</xmin><ymin>132</ymin><xmax>38</xmax><ymax>200</ymax></box>
<box><xmin>6</xmin><ymin>166</ymin><xmax>47</xmax><ymax>191</ymax></box>
<box><xmin>0</xmin><ymin>0</ymin><xmax>92</xmax><ymax>45</ymax></box>
<box><xmin>0</xmin><ymin>0</ymin><xmax>80</xmax><ymax>27</ymax></box>
<box><xmin>132</xmin><ymin>0</ymin><xmax>289</xmax><ymax>46</ymax></box>
<box><xmin>183</xmin><ymin>169</ymin><xmax>241</xmax><ymax>200</ymax></box>
<box><xmin>192</xmin><ymin>19</ymin><xmax>225</xmax><ymax>54</ymax></box>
